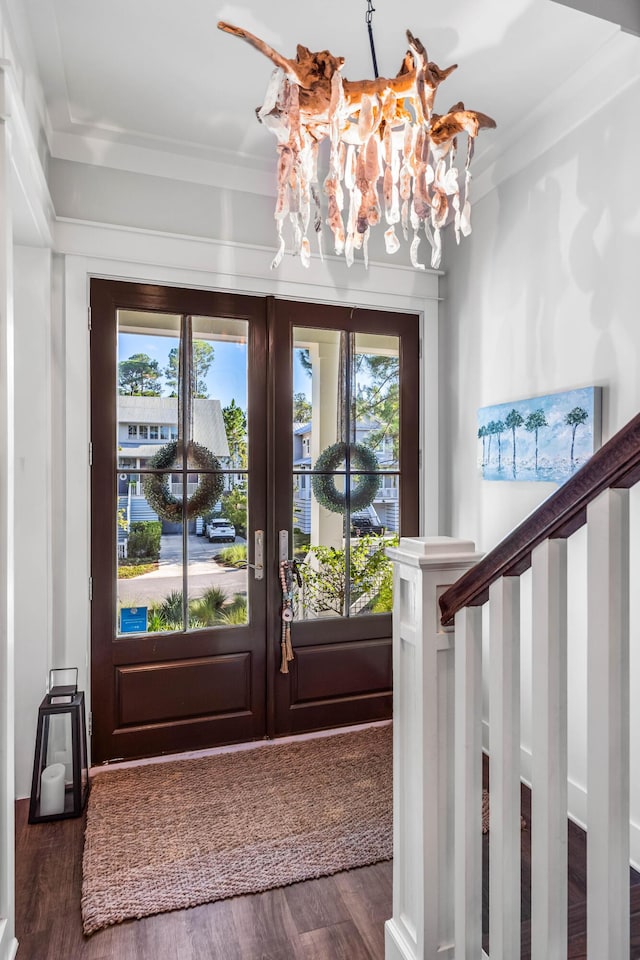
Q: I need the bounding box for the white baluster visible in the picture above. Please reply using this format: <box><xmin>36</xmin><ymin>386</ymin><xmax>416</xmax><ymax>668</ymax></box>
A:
<box><xmin>587</xmin><ymin>488</ymin><xmax>630</xmax><ymax>960</ymax></box>
<box><xmin>454</xmin><ymin>605</ymin><xmax>483</xmax><ymax>959</ymax></box>
<box><xmin>489</xmin><ymin>576</ymin><xmax>521</xmax><ymax>960</ymax></box>
<box><xmin>531</xmin><ymin>538</ymin><xmax>568</xmax><ymax>960</ymax></box>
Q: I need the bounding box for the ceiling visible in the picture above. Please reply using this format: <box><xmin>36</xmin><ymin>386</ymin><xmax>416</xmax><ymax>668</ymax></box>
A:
<box><xmin>22</xmin><ymin>0</ymin><xmax>620</xmax><ymax>193</ymax></box>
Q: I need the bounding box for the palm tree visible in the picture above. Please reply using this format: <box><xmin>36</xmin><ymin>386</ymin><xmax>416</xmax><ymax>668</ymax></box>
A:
<box><xmin>494</xmin><ymin>419</ymin><xmax>505</xmax><ymax>470</ymax></box>
<box><xmin>486</xmin><ymin>420</ymin><xmax>496</xmax><ymax>465</ymax></box>
<box><xmin>525</xmin><ymin>409</ymin><xmax>548</xmax><ymax>472</ymax></box>
<box><xmin>485</xmin><ymin>420</ymin><xmax>493</xmax><ymax>465</ymax></box>
<box><xmin>564</xmin><ymin>406</ymin><xmax>589</xmax><ymax>463</ymax></box>
<box><xmin>478</xmin><ymin>425</ymin><xmax>488</xmax><ymax>466</ymax></box>
<box><xmin>505</xmin><ymin>409</ymin><xmax>524</xmax><ymax>476</ymax></box>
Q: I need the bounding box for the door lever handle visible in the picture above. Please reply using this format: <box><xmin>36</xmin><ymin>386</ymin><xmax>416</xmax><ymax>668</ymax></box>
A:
<box><xmin>249</xmin><ymin>530</ymin><xmax>264</xmax><ymax>580</ymax></box>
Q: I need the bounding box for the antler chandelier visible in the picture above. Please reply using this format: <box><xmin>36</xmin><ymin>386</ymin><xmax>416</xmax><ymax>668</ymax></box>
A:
<box><xmin>218</xmin><ymin>8</ymin><xmax>495</xmax><ymax>271</ymax></box>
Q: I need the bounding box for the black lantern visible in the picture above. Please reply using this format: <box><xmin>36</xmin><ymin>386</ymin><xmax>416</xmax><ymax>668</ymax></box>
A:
<box><xmin>28</xmin><ymin>668</ymin><xmax>89</xmax><ymax>823</ymax></box>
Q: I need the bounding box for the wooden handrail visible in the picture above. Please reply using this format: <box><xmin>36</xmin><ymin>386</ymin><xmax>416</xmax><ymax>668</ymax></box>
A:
<box><xmin>439</xmin><ymin>412</ymin><xmax>640</xmax><ymax>626</ymax></box>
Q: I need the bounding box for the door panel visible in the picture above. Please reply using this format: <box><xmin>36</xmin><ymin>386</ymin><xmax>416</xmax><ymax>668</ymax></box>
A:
<box><xmin>90</xmin><ymin>281</ymin><xmax>267</xmax><ymax>763</ymax></box>
<box><xmin>115</xmin><ymin>654</ymin><xmax>252</xmax><ymax>726</ymax></box>
<box><xmin>270</xmin><ymin>300</ymin><xmax>419</xmax><ymax>736</ymax></box>
<box><xmin>292</xmin><ymin>639</ymin><xmax>392</xmax><ymax>701</ymax></box>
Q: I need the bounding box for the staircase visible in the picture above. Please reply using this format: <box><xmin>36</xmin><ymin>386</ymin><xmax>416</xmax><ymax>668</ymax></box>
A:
<box><xmin>128</xmin><ymin>496</ymin><xmax>158</xmax><ymax>523</ymax></box>
<box><xmin>386</xmin><ymin>413</ymin><xmax>640</xmax><ymax>959</ymax></box>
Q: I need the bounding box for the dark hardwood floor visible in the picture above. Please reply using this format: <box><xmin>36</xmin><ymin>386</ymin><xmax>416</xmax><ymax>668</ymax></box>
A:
<box><xmin>14</xmin><ymin>778</ymin><xmax>640</xmax><ymax>959</ymax></box>
<box><xmin>15</xmin><ymin>797</ymin><xmax>392</xmax><ymax>960</ymax></box>
<box><xmin>481</xmin><ymin>769</ymin><xmax>640</xmax><ymax>959</ymax></box>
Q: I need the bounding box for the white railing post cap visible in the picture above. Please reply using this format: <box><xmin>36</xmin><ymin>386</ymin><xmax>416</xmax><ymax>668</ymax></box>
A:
<box><xmin>387</xmin><ymin>535</ymin><xmax>481</xmax><ymax>567</ymax></box>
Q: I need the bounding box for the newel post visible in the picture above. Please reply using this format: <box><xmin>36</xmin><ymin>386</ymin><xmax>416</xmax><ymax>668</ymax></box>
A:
<box><xmin>384</xmin><ymin>537</ymin><xmax>482</xmax><ymax>960</ymax></box>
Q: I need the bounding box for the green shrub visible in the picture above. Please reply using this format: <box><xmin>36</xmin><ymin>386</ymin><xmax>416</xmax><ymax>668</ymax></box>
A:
<box><xmin>190</xmin><ymin>586</ymin><xmax>228</xmax><ymax>626</ymax></box>
<box><xmin>299</xmin><ymin>534</ymin><xmax>398</xmax><ymax>615</ymax></box>
<box><xmin>293</xmin><ymin>528</ymin><xmax>310</xmax><ymax>560</ymax></box>
<box><xmin>127</xmin><ymin>521</ymin><xmax>162</xmax><ymax>560</ymax></box>
<box><xmin>217</xmin><ymin>544</ymin><xmax>247</xmax><ymax>567</ymax></box>
<box><xmin>156</xmin><ymin>590</ymin><xmax>183</xmax><ymax>628</ymax></box>
<box><xmin>371</xmin><ymin>578</ymin><xmax>393</xmax><ymax>613</ymax></box>
<box><xmin>147</xmin><ymin>611</ymin><xmax>166</xmax><ymax>632</ymax></box>
<box><xmin>218</xmin><ymin>594</ymin><xmax>248</xmax><ymax>625</ymax></box>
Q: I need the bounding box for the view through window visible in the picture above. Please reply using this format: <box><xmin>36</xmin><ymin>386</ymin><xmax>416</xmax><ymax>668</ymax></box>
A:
<box><xmin>115</xmin><ymin>310</ymin><xmax>249</xmax><ymax>636</ymax></box>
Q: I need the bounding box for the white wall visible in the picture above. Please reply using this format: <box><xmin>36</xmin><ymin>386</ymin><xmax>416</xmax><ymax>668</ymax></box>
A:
<box><xmin>0</xmin><ymin>68</ymin><xmax>15</xmax><ymax>960</ymax></box>
<box><xmin>441</xmin><ymin>65</ymin><xmax>640</xmax><ymax>857</ymax></box>
<box><xmin>13</xmin><ymin>246</ymin><xmax>52</xmax><ymax>800</ymax></box>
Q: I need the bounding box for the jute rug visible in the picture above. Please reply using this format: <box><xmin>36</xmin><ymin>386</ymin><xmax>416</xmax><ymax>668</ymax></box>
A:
<box><xmin>81</xmin><ymin>724</ymin><xmax>392</xmax><ymax>934</ymax></box>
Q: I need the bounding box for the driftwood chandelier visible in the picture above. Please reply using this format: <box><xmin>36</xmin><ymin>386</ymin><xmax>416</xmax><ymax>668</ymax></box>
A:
<box><xmin>218</xmin><ymin>6</ymin><xmax>495</xmax><ymax>270</ymax></box>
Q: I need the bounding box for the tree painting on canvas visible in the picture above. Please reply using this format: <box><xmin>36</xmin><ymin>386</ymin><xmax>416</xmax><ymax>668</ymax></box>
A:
<box><xmin>477</xmin><ymin>387</ymin><xmax>601</xmax><ymax>483</ymax></box>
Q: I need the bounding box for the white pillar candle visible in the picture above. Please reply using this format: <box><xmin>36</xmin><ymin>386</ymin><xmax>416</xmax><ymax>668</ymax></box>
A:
<box><xmin>40</xmin><ymin>762</ymin><xmax>66</xmax><ymax>816</ymax></box>
<box><xmin>54</xmin><ymin>750</ymin><xmax>73</xmax><ymax>783</ymax></box>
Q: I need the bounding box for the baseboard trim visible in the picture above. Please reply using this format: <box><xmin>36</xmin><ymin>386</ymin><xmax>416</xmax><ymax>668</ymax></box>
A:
<box><xmin>0</xmin><ymin>919</ymin><xmax>18</xmax><ymax>960</ymax></box>
<box><xmin>385</xmin><ymin>919</ymin><xmax>415</xmax><ymax>960</ymax></box>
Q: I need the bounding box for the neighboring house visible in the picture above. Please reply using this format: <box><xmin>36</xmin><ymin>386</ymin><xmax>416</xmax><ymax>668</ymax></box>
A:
<box><xmin>117</xmin><ymin>396</ymin><xmax>230</xmax><ymax>544</ymax></box>
<box><xmin>292</xmin><ymin>423</ymin><xmax>313</xmax><ymax>535</ymax></box>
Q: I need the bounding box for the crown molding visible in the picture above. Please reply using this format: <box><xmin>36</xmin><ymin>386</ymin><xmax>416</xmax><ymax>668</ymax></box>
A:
<box><xmin>550</xmin><ymin>0</ymin><xmax>640</xmax><ymax>36</ymax></box>
<box><xmin>50</xmin><ymin>129</ymin><xmax>276</xmax><ymax>197</ymax></box>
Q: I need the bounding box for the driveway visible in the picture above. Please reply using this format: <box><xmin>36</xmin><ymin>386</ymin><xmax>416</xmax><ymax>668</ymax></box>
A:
<box><xmin>118</xmin><ymin>533</ymin><xmax>248</xmax><ymax>607</ymax></box>
<box><xmin>157</xmin><ymin>532</ymin><xmax>247</xmax><ymax>565</ymax></box>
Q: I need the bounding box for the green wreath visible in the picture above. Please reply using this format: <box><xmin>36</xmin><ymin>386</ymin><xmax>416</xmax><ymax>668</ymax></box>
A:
<box><xmin>142</xmin><ymin>441</ymin><xmax>224</xmax><ymax>523</ymax></box>
<box><xmin>311</xmin><ymin>442</ymin><xmax>380</xmax><ymax>514</ymax></box>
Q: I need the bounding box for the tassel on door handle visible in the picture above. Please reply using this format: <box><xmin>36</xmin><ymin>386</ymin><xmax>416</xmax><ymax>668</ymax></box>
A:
<box><xmin>279</xmin><ymin>558</ymin><xmax>297</xmax><ymax>674</ymax></box>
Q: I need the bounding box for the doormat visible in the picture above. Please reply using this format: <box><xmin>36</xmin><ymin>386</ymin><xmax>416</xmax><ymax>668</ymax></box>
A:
<box><xmin>81</xmin><ymin>724</ymin><xmax>392</xmax><ymax>934</ymax></box>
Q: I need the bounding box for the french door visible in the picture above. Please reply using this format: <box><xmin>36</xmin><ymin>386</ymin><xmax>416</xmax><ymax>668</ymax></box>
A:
<box><xmin>90</xmin><ymin>280</ymin><xmax>419</xmax><ymax>763</ymax></box>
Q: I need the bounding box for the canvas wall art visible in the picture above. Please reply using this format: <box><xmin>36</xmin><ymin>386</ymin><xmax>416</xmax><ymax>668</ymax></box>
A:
<box><xmin>478</xmin><ymin>386</ymin><xmax>601</xmax><ymax>483</ymax></box>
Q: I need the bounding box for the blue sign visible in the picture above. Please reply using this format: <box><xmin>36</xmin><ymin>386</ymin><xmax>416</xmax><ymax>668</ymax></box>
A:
<box><xmin>120</xmin><ymin>606</ymin><xmax>148</xmax><ymax>634</ymax></box>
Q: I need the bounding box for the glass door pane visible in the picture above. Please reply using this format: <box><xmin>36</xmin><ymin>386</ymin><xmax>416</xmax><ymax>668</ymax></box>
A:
<box><xmin>115</xmin><ymin>310</ymin><xmax>249</xmax><ymax>636</ymax></box>
<box><xmin>292</xmin><ymin>327</ymin><xmax>400</xmax><ymax>621</ymax></box>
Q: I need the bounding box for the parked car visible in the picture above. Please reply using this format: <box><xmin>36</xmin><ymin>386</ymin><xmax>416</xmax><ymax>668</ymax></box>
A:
<box><xmin>206</xmin><ymin>518</ymin><xmax>236</xmax><ymax>543</ymax></box>
<box><xmin>350</xmin><ymin>516</ymin><xmax>385</xmax><ymax>536</ymax></box>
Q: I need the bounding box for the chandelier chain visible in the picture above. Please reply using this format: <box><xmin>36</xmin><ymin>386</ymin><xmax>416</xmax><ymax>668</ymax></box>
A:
<box><xmin>365</xmin><ymin>0</ymin><xmax>379</xmax><ymax>79</ymax></box>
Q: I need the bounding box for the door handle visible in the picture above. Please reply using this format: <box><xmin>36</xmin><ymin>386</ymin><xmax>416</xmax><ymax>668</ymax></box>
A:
<box><xmin>279</xmin><ymin>529</ymin><xmax>289</xmax><ymax>563</ymax></box>
<box><xmin>248</xmin><ymin>529</ymin><xmax>264</xmax><ymax>580</ymax></box>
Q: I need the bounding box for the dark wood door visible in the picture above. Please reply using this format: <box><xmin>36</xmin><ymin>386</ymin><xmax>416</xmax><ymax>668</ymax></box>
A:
<box><xmin>90</xmin><ymin>281</ymin><xmax>268</xmax><ymax>762</ymax></box>
<box><xmin>90</xmin><ymin>282</ymin><xmax>419</xmax><ymax>762</ymax></box>
<box><xmin>269</xmin><ymin>300</ymin><xmax>419</xmax><ymax>736</ymax></box>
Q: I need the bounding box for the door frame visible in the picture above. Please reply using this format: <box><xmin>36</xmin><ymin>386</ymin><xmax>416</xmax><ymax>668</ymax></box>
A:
<box><xmin>88</xmin><ymin>281</ymin><xmax>423</xmax><ymax>761</ymax></box>
<box><xmin>59</xmin><ymin>244</ymin><xmax>438</xmax><ymax>767</ymax></box>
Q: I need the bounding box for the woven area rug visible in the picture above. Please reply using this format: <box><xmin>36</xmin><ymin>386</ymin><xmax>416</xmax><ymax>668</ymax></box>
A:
<box><xmin>81</xmin><ymin>724</ymin><xmax>392</xmax><ymax>934</ymax></box>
